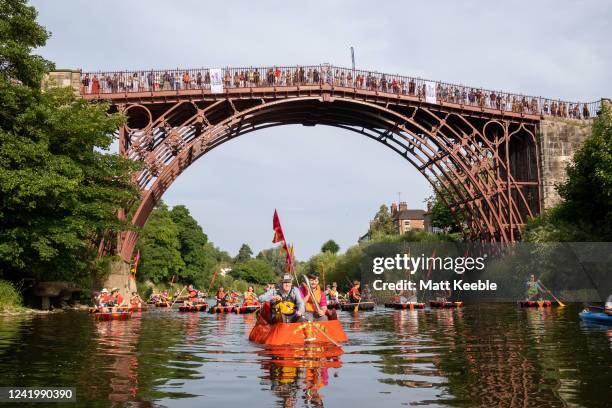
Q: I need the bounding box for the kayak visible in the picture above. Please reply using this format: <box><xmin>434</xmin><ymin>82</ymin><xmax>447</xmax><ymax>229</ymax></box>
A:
<box><xmin>234</xmin><ymin>304</ymin><xmax>260</xmax><ymax>314</ymax></box>
<box><xmin>178</xmin><ymin>303</ymin><xmax>208</xmax><ymax>312</ymax></box>
<box><xmin>94</xmin><ymin>311</ymin><xmax>132</xmax><ymax>321</ymax></box>
<box><xmin>519</xmin><ymin>300</ymin><xmax>553</xmax><ymax>308</ymax></box>
<box><xmin>339</xmin><ymin>301</ymin><xmax>375</xmax><ymax>311</ymax></box>
<box><xmin>208</xmin><ymin>305</ymin><xmax>235</xmax><ymax>314</ymax></box>
<box><xmin>388</xmin><ymin>302</ymin><xmax>426</xmax><ymax>310</ymax></box>
<box><xmin>579</xmin><ymin>311</ymin><xmax>612</xmax><ymax>325</ymax></box>
<box><xmin>430</xmin><ymin>300</ymin><xmax>463</xmax><ymax>308</ymax></box>
<box><xmin>249</xmin><ymin>316</ymin><xmax>348</xmax><ymax>346</ymax></box>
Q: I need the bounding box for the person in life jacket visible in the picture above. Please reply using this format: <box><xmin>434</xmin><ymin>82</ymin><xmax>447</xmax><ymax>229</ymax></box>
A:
<box><xmin>525</xmin><ymin>274</ymin><xmax>543</xmax><ymax>301</ymax></box>
<box><xmin>216</xmin><ymin>285</ymin><xmax>228</xmax><ymax>306</ymax></box>
<box><xmin>243</xmin><ymin>286</ymin><xmax>258</xmax><ymax>306</ymax></box>
<box><xmin>130</xmin><ymin>292</ymin><xmax>143</xmax><ymax>309</ymax></box>
<box><xmin>185</xmin><ymin>284</ymin><xmax>199</xmax><ymax>306</ymax></box>
<box><xmin>347</xmin><ymin>281</ymin><xmax>361</xmax><ymax>303</ymax></box>
<box><xmin>97</xmin><ymin>288</ymin><xmax>111</xmax><ymax>310</ymax></box>
<box><xmin>109</xmin><ymin>288</ymin><xmax>124</xmax><ymax>311</ymax></box>
<box><xmin>300</xmin><ymin>272</ymin><xmax>328</xmax><ymax>321</ymax></box>
<box><xmin>259</xmin><ymin>274</ymin><xmax>305</xmax><ymax>323</ymax></box>
<box><xmin>362</xmin><ymin>284</ymin><xmax>373</xmax><ymax>302</ymax></box>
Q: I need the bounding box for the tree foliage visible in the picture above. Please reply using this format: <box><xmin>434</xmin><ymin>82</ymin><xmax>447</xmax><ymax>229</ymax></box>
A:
<box><xmin>230</xmin><ymin>259</ymin><xmax>277</xmax><ymax>285</ymax></box>
<box><xmin>234</xmin><ymin>243</ymin><xmax>253</xmax><ymax>264</ymax></box>
<box><xmin>369</xmin><ymin>204</ymin><xmax>396</xmax><ymax>238</ymax></box>
<box><xmin>321</xmin><ymin>239</ymin><xmax>340</xmax><ymax>254</ymax></box>
<box><xmin>0</xmin><ymin>1</ymin><xmax>139</xmax><ymax>283</ymax></box>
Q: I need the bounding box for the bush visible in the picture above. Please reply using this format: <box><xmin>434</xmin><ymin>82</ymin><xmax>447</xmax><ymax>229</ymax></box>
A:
<box><xmin>0</xmin><ymin>280</ymin><xmax>23</xmax><ymax>312</ymax></box>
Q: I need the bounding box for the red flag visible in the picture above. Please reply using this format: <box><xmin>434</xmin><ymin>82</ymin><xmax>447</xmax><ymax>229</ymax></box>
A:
<box><xmin>272</xmin><ymin>209</ymin><xmax>285</xmax><ymax>243</ymax></box>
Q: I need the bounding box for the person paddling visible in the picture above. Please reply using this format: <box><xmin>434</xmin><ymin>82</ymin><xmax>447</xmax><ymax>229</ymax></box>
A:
<box><xmin>216</xmin><ymin>285</ymin><xmax>228</xmax><ymax>306</ymax></box>
<box><xmin>259</xmin><ymin>274</ymin><xmax>305</xmax><ymax>323</ymax></box>
<box><xmin>130</xmin><ymin>292</ymin><xmax>143</xmax><ymax>309</ymax></box>
<box><xmin>347</xmin><ymin>281</ymin><xmax>361</xmax><ymax>303</ymax></box>
<box><xmin>526</xmin><ymin>274</ymin><xmax>543</xmax><ymax>301</ymax></box>
<box><xmin>300</xmin><ymin>272</ymin><xmax>328</xmax><ymax>321</ymax></box>
<box><xmin>109</xmin><ymin>288</ymin><xmax>124</xmax><ymax>311</ymax></box>
<box><xmin>243</xmin><ymin>286</ymin><xmax>258</xmax><ymax>306</ymax></box>
<box><xmin>184</xmin><ymin>284</ymin><xmax>199</xmax><ymax>306</ymax></box>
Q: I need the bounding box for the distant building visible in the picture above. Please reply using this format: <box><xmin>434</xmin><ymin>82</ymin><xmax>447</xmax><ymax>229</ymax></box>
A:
<box><xmin>390</xmin><ymin>202</ymin><xmax>426</xmax><ymax>234</ymax></box>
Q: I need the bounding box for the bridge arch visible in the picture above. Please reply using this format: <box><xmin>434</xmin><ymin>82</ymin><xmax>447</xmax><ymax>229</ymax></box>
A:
<box><xmin>115</xmin><ymin>93</ymin><xmax>540</xmax><ymax>261</ymax></box>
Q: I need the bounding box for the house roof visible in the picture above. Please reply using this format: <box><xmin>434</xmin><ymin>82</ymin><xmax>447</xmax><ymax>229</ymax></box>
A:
<box><xmin>394</xmin><ymin>209</ymin><xmax>426</xmax><ymax>221</ymax></box>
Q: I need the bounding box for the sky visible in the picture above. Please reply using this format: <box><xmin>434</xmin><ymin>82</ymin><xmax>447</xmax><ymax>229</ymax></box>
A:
<box><xmin>29</xmin><ymin>0</ymin><xmax>611</xmax><ymax>259</ymax></box>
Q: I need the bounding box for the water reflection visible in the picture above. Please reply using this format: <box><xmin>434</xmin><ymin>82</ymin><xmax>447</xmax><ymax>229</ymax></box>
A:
<box><xmin>258</xmin><ymin>345</ymin><xmax>343</xmax><ymax>408</ymax></box>
<box><xmin>0</xmin><ymin>305</ymin><xmax>610</xmax><ymax>407</ymax></box>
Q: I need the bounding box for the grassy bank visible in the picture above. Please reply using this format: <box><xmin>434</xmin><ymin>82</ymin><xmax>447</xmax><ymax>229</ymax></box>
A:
<box><xmin>0</xmin><ymin>280</ymin><xmax>23</xmax><ymax>312</ymax></box>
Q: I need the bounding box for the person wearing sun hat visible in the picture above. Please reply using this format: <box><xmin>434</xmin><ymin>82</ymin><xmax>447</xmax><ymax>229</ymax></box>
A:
<box><xmin>259</xmin><ymin>274</ymin><xmax>305</xmax><ymax>323</ymax></box>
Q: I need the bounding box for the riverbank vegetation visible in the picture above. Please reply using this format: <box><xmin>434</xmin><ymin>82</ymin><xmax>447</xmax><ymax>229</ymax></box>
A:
<box><xmin>0</xmin><ymin>1</ymin><xmax>138</xmax><ymax>293</ymax></box>
<box><xmin>0</xmin><ymin>280</ymin><xmax>23</xmax><ymax>312</ymax></box>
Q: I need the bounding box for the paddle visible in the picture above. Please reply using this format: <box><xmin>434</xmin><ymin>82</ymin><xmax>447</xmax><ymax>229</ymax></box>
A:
<box><xmin>353</xmin><ymin>290</ymin><xmax>362</xmax><ymax>312</ymax></box>
<box><xmin>170</xmin><ymin>286</ymin><xmax>186</xmax><ymax>308</ymax></box>
<box><xmin>306</xmin><ymin>320</ymin><xmax>341</xmax><ymax>348</ymax></box>
<box><xmin>537</xmin><ymin>280</ymin><xmax>565</xmax><ymax>307</ymax></box>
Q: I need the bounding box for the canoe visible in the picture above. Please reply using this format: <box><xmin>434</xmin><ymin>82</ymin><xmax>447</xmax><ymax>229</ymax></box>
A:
<box><xmin>94</xmin><ymin>311</ymin><xmax>132</xmax><ymax>321</ymax></box>
<box><xmin>178</xmin><ymin>303</ymin><xmax>208</xmax><ymax>312</ymax></box>
<box><xmin>519</xmin><ymin>300</ymin><xmax>552</xmax><ymax>308</ymax></box>
<box><xmin>389</xmin><ymin>302</ymin><xmax>426</xmax><ymax>310</ymax></box>
<box><xmin>234</xmin><ymin>304</ymin><xmax>260</xmax><ymax>314</ymax></box>
<box><xmin>339</xmin><ymin>301</ymin><xmax>375</xmax><ymax>311</ymax></box>
<box><xmin>579</xmin><ymin>311</ymin><xmax>612</xmax><ymax>325</ymax></box>
<box><xmin>430</xmin><ymin>300</ymin><xmax>463</xmax><ymax>308</ymax></box>
<box><xmin>208</xmin><ymin>305</ymin><xmax>235</xmax><ymax>314</ymax></box>
<box><xmin>249</xmin><ymin>317</ymin><xmax>348</xmax><ymax>346</ymax></box>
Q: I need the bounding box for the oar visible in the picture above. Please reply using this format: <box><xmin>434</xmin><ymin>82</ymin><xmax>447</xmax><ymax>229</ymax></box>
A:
<box><xmin>308</xmin><ymin>321</ymin><xmax>341</xmax><ymax>348</ymax></box>
<box><xmin>353</xmin><ymin>291</ymin><xmax>362</xmax><ymax>312</ymax></box>
<box><xmin>538</xmin><ymin>281</ymin><xmax>565</xmax><ymax>307</ymax></box>
<box><xmin>170</xmin><ymin>286</ymin><xmax>186</xmax><ymax>308</ymax></box>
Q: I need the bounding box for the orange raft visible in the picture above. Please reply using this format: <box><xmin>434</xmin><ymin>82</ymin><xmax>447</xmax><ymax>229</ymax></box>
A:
<box><xmin>519</xmin><ymin>300</ymin><xmax>553</xmax><ymax>307</ymax></box>
<box><xmin>178</xmin><ymin>303</ymin><xmax>209</xmax><ymax>312</ymax></box>
<box><xmin>429</xmin><ymin>300</ymin><xmax>464</xmax><ymax>308</ymax></box>
<box><xmin>234</xmin><ymin>304</ymin><xmax>260</xmax><ymax>314</ymax></box>
<box><xmin>93</xmin><ymin>311</ymin><xmax>132</xmax><ymax>321</ymax></box>
<box><xmin>249</xmin><ymin>317</ymin><xmax>348</xmax><ymax>346</ymax></box>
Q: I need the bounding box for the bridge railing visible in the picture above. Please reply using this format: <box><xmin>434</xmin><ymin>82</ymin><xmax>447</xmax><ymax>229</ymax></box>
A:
<box><xmin>79</xmin><ymin>65</ymin><xmax>600</xmax><ymax>120</ymax></box>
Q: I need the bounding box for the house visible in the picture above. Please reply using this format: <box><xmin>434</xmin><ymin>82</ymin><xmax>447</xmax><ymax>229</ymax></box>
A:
<box><xmin>391</xmin><ymin>202</ymin><xmax>426</xmax><ymax>234</ymax></box>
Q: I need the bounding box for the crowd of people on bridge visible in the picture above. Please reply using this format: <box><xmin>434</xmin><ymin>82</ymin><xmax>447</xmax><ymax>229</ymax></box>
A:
<box><xmin>80</xmin><ymin>65</ymin><xmax>594</xmax><ymax>120</ymax></box>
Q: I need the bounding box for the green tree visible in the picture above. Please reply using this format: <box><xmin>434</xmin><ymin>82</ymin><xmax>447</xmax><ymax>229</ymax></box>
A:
<box><xmin>170</xmin><ymin>205</ymin><xmax>209</xmax><ymax>283</ymax></box>
<box><xmin>136</xmin><ymin>203</ymin><xmax>184</xmax><ymax>284</ymax></box>
<box><xmin>231</xmin><ymin>259</ymin><xmax>276</xmax><ymax>285</ymax></box>
<box><xmin>256</xmin><ymin>246</ymin><xmax>286</xmax><ymax>276</ymax></box>
<box><xmin>0</xmin><ymin>1</ymin><xmax>139</xmax><ymax>283</ymax></box>
<box><xmin>234</xmin><ymin>243</ymin><xmax>253</xmax><ymax>264</ymax></box>
<box><xmin>369</xmin><ymin>204</ymin><xmax>396</xmax><ymax>238</ymax></box>
<box><xmin>321</xmin><ymin>239</ymin><xmax>340</xmax><ymax>254</ymax></box>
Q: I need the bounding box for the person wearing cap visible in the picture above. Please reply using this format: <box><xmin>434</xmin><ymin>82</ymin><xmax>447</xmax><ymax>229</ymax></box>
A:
<box><xmin>97</xmin><ymin>288</ymin><xmax>111</xmax><ymax>308</ymax></box>
<box><xmin>259</xmin><ymin>274</ymin><xmax>305</xmax><ymax>323</ymax></box>
<box><xmin>109</xmin><ymin>288</ymin><xmax>124</xmax><ymax>308</ymax></box>
<box><xmin>185</xmin><ymin>284</ymin><xmax>199</xmax><ymax>306</ymax></box>
<box><xmin>347</xmin><ymin>281</ymin><xmax>361</xmax><ymax>303</ymax></box>
<box><xmin>300</xmin><ymin>272</ymin><xmax>328</xmax><ymax>321</ymax></box>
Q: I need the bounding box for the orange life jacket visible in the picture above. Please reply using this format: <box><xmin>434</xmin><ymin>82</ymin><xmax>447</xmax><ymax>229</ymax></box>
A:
<box><xmin>305</xmin><ymin>286</ymin><xmax>322</xmax><ymax>313</ymax></box>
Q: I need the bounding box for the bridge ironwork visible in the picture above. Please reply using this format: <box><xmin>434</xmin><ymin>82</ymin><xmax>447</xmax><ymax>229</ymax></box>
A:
<box><xmin>76</xmin><ymin>65</ymin><xmax>598</xmax><ymax>261</ymax></box>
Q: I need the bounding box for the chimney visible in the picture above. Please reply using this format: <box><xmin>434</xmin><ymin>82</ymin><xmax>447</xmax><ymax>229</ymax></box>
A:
<box><xmin>399</xmin><ymin>201</ymin><xmax>408</xmax><ymax>211</ymax></box>
<box><xmin>390</xmin><ymin>202</ymin><xmax>398</xmax><ymax>215</ymax></box>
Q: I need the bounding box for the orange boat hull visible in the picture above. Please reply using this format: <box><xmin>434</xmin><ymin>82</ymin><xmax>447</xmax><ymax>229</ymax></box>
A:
<box><xmin>249</xmin><ymin>318</ymin><xmax>348</xmax><ymax>346</ymax></box>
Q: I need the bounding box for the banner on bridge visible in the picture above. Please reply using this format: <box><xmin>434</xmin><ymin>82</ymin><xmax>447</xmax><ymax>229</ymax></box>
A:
<box><xmin>210</xmin><ymin>68</ymin><xmax>223</xmax><ymax>93</ymax></box>
<box><xmin>425</xmin><ymin>80</ymin><xmax>437</xmax><ymax>104</ymax></box>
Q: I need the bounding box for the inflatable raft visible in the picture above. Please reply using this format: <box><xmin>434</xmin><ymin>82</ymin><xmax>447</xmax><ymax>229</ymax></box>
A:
<box><xmin>208</xmin><ymin>305</ymin><xmax>235</xmax><ymax>314</ymax></box>
<box><xmin>579</xmin><ymin>310</ymin><xmax>612</xmax><ymax>325</ymax></box>
<box><xmin>339</xmin><ymin>301</ymin><xmax>375</xmax><ymax>311</ymax></box>
<box><xmin>388</xmin><ymin>302</ymin><xmax>426</xmax><ymax>310</ymax></box>
<box><xmin>249</xmin><ymin>317</ymin><xmax>348</xmax><ymax>346</ymax></box>
<box><xmin>429</xmin><ymin>300</ymin><xmax>464</xmax><ymax>308</ymax></box>
<box><xmin>178</xmin><ymin>303</ymin><xmax>208</xmax><ymax>312</ymax></box>
<box><xmin>93</xmin><ymin>311</ymin><xmax>132</xmax><ymax>321</ymax></box>
<box><xmin>234</xmin><ymin>304</ymin><xmax>260</xmax><ymax>314</ymax></box>
<box><xmin>519</xmin><ymin>300</ymin><xmax>553</xmax><ymax>308</ymax></box>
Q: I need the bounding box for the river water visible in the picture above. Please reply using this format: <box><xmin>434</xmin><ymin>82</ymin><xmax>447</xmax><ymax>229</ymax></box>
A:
<box><xmin>0</xmin><ymin>304</ymin><xmax>610</xmax><ymax>408</ymax></box>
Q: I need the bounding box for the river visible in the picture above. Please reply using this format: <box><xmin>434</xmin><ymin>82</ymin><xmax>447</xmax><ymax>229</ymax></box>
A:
<box><xmin>0</xmin><ymin>303</ymin><xmax>610</xmax><ymax>407</ymax></box>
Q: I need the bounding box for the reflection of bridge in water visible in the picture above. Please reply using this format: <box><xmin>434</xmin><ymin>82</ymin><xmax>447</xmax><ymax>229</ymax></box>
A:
<box><xmin>46</xmin><ymin>65</ymin><xmax>605</xmax><ymax>260</ymax></box>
